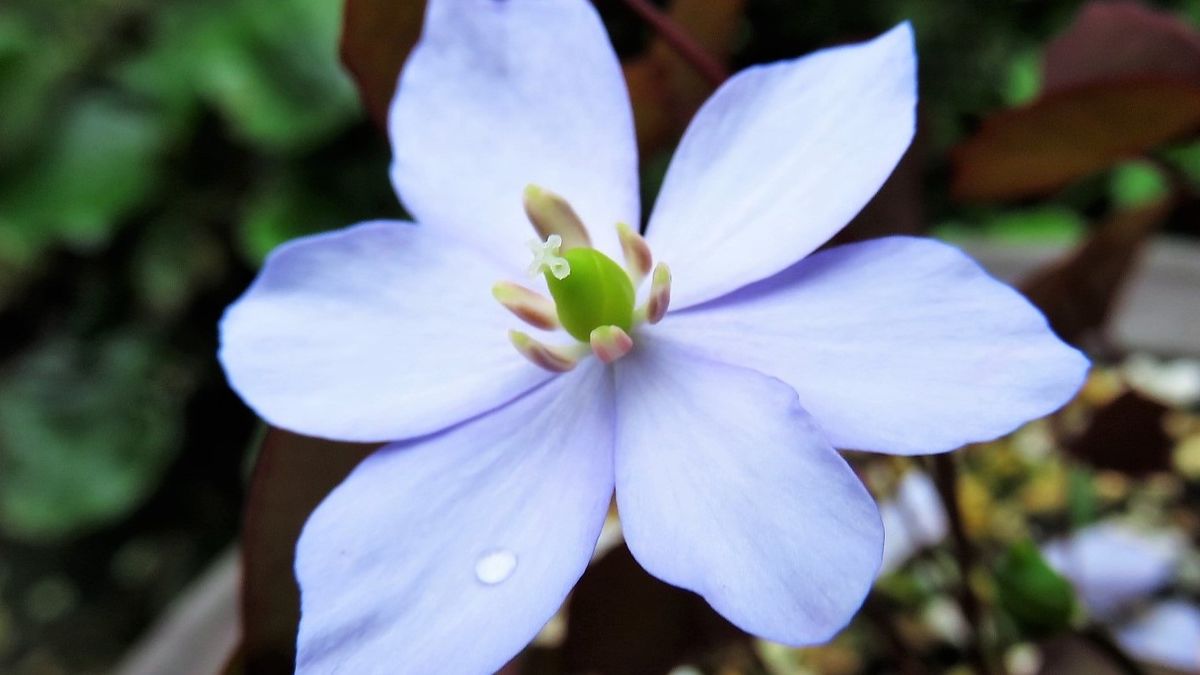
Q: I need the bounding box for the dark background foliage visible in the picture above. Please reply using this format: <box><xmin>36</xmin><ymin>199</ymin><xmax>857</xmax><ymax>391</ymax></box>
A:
<box><xmin>1</xmin><ymin>0</ymin><xmax>1198</xmax><ymax>673</ymax></box>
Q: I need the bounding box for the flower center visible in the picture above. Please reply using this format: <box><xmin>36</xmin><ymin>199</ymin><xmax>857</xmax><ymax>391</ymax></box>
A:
<box><xmin>531</xmin><ymin>240</ymin><xmax>635</xmax><ymax>342</ymax></box>
<box><xmin>493</xmin><ymin>184</ymin><xmax>672</xmax><ymax>372</ymax></box>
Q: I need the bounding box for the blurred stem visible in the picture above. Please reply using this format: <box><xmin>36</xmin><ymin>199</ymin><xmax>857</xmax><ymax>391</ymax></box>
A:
<box><xmin>931</xmin><ymin>453</ymin><xmax>997</xmax><ymax>675</ymax></box>
<box><xmin>862</xmin><ymin>594</ymin><xmax>927</xmax><ymax>675</ymax></box>
<box><xmin>1080</xmin><ymin>624</ymin><xmax>1149</xmax><ymax>675</ymax></box>
<box><xmin>616</xmin><ymin>0</ymin><xmax>730</xmax><ymax>87</ymax></box>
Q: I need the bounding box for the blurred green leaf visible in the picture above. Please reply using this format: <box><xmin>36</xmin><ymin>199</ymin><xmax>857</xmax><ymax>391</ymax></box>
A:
<box><xmin>1109</xmin><ymin>161</ymin><xmax>1169</xmax><ymax>209</ymax></box>
<box><xmin>0</xmin><ymin>12</ymin><xmax>78</xmax><ymax>160</ymax></box>
<box><xmin>194</xmin><ymin>0</ymin><xmax>360</xmax><ymax>152</ymax></box>
<box><xmin>0</xmin><ymin>93</ymin><xmax>168</xmax><ymax>263</ymax></box>
<box><xmin>132</xmin><ymin>215</ymin><xmax>228</xmax><ymax>317</ymax></box>
<box><xmin>935</xmin><ymin>206</ymin><xmax>1085</xmax><ymax>245</ymax></box>
<box><xmin>237</xmin><ymin>169</ymin><xmax>343</xmax><ymax>266</ymax></box>
<box><xmin>1161</xmin><ymin>139</ymin><xmax>1200</xmax><ymax>183</ymax></box>
<box><xmin>118</xmin><ymin>0</ymin><xmax>360</xmax><ymax>153</ymax></box>
<box><xmin>1003</xmin><ymin>48</ymin><xmax>1042</xmax><ymax>106</ymax></box>
<box><xmin>0</xmin><ymin>332</ymin><xmax>191</xmax><ymax>541</ymax></box>
<box><xmin>994</xmin><ymin>539</ymin><xmax>1076</xmax><ymax>638</ymax></box>
<box><xmin>112</xmin><ymin>10</ymin><xmax>206</xmax><ymax>137</ymax></box>
<box><xmin>1066</xmin><ymin>468</ymin><xmax>1096</xmax><ymax>527</ymax></box>
<box><xmin>984</xmin><ymin>206</ymin><xmax>1086</xmax><ymax>243</ymax></box>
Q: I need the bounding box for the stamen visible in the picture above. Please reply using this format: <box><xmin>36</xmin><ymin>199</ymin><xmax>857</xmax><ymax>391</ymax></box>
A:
<box><xmin>527</xmin><ymin>235</ymin><xmax>571</xmax><ymax>280</ymax></box>
<box><xmin>616</xmin><ymin>222</ymin><xmax>653</xmax><ymax>286</ymax></box>
<box><xmin>509</xmin><ymin>330</ymin><xmax>587</xmax><ymax>373</ymax></box>
<box><xmin>523</xmin><ymin>185</ymin><xmax>591</xmax><ymax>250</ymax></box>
<box><xmin>640</xmin><ymin>263</ymin><xmax>671</xmax><ymax>325</ymax></box>
<box><xmin>589</xmin><ymin>325</ymin><xmax>634</xmax><ymax>364</ymax></box>
<box><xmin>492</xmin><ymin>281</ymin><xmax>560</xmax><ymax>331</ymax></box>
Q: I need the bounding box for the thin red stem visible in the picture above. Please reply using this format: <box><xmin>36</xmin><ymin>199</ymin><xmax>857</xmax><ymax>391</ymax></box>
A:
<box><xmin>616</xmin><ymin>0</ymin><xmax>730</xmax><ymax>87</ymax></box>
<box><xmin>932</xmin><ymin>453</ymin><xmax>997</xmax><ymax>675</ymax></box>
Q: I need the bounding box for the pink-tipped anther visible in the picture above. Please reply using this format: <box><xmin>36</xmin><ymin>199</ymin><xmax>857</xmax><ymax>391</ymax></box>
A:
<box><xmin>616</xmin><ymin>222</ymin><xmax>653</xmax><ymax>285</ymax></box>
<box><xmin>509</xmin><ymin>330</ymin><xmax>584</xmax><ymax>372</ymax></box>
<box><xmin>589</xmin><ymin>325</ymin><xmax>634</xmax><ymax>364</ymax></box>
<box><xmin>643</xmin><ymin>263</ymin><xmax>671</xmax><ymax>324</ymax></box>
<box><xmin>493</xmin><ymin>281</ymin><xmax>560</xmax><ymax>331</ymax></box>
<box><xmin>523</xmin><ymin>185</ymin><xmax>591</xmax><ymax>250</ymax></box>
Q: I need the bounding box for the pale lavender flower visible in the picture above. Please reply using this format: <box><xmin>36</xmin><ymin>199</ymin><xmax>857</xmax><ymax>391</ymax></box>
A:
<box><xmin>879</xmin><ymin>471</ymin><xmax>949</xmax><ymax>574</ymax></box>
<box><xmin>1043</xmin><ymin>520</ymin><xmax>1200</xmax><ymax>672</ymax></box>
<box><xmin>219</xmin><ymin>1</ymin><xmax>1087</xmax><ymax>672</ymax></box>
<box><xmin>1043</xmin><ymin>519</ymin><xmax>1186</xmax><ymax>619</ymax></box>
<box><xmin>1116</xmin><ymin>601</ymin><xmax>1200</xmax><ymax>673</ymax></box>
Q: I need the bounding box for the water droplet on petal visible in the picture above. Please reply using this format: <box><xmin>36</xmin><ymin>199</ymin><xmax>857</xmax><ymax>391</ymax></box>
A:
<box><xmin>474</xmin><ymin>549</ymin><xmax>517</xmax><ymax>585</ymax></box>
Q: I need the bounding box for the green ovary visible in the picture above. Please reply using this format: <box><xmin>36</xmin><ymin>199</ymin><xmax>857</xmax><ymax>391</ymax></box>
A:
<box><xmin>544</xmin><ymin>248</ymin><xmax>635</xmax><ymax>342</ymax></box>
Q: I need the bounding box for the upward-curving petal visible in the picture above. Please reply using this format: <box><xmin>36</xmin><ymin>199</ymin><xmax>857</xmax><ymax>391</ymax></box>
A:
<box><xmin>389</xmin><ymin>0</ymin><xmax>639</xmax><ymax>271</ymax></box>
<box><xmin>613</xmin><ymin>336</ymin><xmax>882</xmax><ymax>645</ymax></box>
<box><xmin>658</xmin><ymin>237</ymin><xmax>1089</xmax><ymax>455</ymax></box>
<box><xmin>645</xmin><ymin>23</ymin><xmax>917</xmax><ymax>309</ymax></box>
<box><xmin>219</xmin><ymin>221</ymin><xmax>551</xmax><ymax>442</ymax></box>
<box><xmin>295</xmin><ymin>361</ymin><xmax>615</xmax><ymax>675</ymax></box>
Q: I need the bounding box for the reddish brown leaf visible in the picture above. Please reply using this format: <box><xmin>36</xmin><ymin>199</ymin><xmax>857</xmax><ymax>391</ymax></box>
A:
<box><xmin>953</xmin><ymin>1</ymin><xmax>1200</xmax><ymax>201</ymax></box>
<box><xmin>1044</xmin><ymin>1</ymin><xmax>1200</xmax><ymax>93</ymax></box>
<box><xmin>951</xmin><ymin>81</ymin><xmax>1200</xmax><ymax>201</ymax></box>
<box><xmin>1020</xmin><ymin>200</ymin><xmax>1170</xmax><ymax>348</ymax></box>
<box><xmin>562</xmin><ymin>544</ymin><xmax>745</xmax><ymax>675</ymax></box>
<box><xmin>339</xmin><ymin>0</ymin><xmax>427</xmax><ymax>128</ymax></box>
<box><xmin>240</xmin><ymin>429</ymin><xmax>379</xmax><ymax>674</ymax></box>
<box><xmin>624</xmin><ymin>0</ymin><xmax>745</xmax><ymax>156</ymax></box>
<box><xmin>1067</xmin><ymin>390</ymin><xmax>1173</xmax><ymax>476</ymax></box>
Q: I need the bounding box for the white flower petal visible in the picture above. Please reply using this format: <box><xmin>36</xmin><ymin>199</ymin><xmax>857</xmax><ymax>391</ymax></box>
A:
<box><xmin>658</xmin><ymin>237</ymin><xmax>1088</xmax><ymax>455</ymax></box>
<box><xmin>295</xmin><ymin>362</ymin><xmax>615</xmax><ymax>674</ymax></box>
<box><xmin>646</xmin><ymin>23</ymin><xmax>916</xmax><ymax>308</ymax></box>
<box><xmin>613</xmin><ymin>336</ymin><xmax>882</xmax><ymax>645</ymax></box>
<box><xmin>219</xmin><ymin>221</ymin><xmax>550</xmax><ymax>442</ymax></box>
<box><xmin>389</xmin><ymin>0</ymin><xmax>638</xmax><ymax>270</ymax></box>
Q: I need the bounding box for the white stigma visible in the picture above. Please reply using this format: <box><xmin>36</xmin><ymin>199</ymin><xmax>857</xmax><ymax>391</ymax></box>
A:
<box><xmin>527</xmin><ymin>234</ymin><xmax>571</xmax><ymax>280</ymax></box>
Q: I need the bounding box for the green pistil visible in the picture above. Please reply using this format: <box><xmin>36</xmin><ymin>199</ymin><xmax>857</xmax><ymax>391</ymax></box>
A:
<box><xmin>544</xmin><ymin>248</ymin><xmax>635</xmax><ymax>342</ymax></box>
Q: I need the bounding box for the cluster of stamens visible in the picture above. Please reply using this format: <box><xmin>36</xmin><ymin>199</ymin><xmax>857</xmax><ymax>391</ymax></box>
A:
<box><xmin>491</xmin><ymin>185</ymin><xmax>672</xmax><ymax>372</ymax></box>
